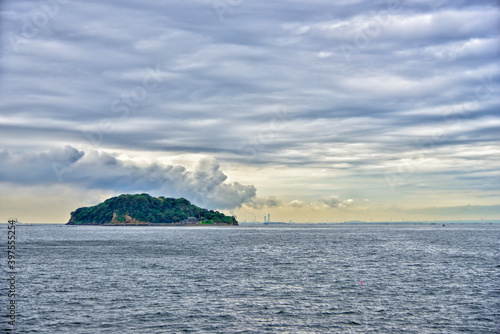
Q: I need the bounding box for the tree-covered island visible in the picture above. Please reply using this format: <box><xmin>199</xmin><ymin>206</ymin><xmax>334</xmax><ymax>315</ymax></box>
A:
<box><xmin>66</xmin><ymin>193</ymin><xmax>238</xmax><ymax>226</ymax></box>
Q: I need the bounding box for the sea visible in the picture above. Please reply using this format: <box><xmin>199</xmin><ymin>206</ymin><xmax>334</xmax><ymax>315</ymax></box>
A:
<box><xmin>2</xmin><ymin>223</ymin><xmax>499</xmax><ymax>333</ymax></box>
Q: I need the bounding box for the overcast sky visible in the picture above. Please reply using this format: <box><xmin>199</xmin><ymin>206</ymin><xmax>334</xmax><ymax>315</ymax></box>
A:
<box><xmin>1</xmin><ymin>0</ymin><xmax>499</xmax><ymax>223</ymax></box>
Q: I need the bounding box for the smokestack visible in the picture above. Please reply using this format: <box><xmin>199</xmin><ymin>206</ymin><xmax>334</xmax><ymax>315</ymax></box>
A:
<box><xmin>264</xmin><ymin>216</ymin><xmax>266</xmax><ymax>223</ymax></box>
<box><xmin>268</xmin><ymin>213</ymin><xmax>270</xmax><ymax>223</ymax></box>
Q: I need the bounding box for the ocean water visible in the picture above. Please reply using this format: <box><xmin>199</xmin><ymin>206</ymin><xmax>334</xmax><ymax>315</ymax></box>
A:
<box><xmin>2</xmin><ymin>224</ymin><xmax>499</xmax><ymax>333</ymax></box>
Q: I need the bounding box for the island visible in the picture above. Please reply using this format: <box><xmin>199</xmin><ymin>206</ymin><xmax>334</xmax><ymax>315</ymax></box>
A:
<box><xmin>66</xmin><ymin>193</ymin><xmax>238</xmax><ymax>226</ymax></box>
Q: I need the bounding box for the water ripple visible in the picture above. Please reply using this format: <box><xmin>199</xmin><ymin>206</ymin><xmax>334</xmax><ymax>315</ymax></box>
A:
<box><xmin>3</xmin><ymin>224</ymin><xmax>499</xmax><ymax>333</ymax></box>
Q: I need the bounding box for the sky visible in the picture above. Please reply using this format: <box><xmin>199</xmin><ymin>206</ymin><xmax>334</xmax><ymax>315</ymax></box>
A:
<box><xmin>0</xmin><ymin>0</ymin><xmax>499</xmax><ymax>223</ymax></box>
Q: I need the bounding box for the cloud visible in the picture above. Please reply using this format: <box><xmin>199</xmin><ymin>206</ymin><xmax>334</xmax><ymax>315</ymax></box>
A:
<box><xmin>321</xmin><ymin>195</ymin><xmax>342</xmax><ymax>208</ymax></box>
<box><xmin>245</xmin><ymin>196</ymin><xmax>282</xmax><ymax>209</ymax></box>
<box><xmin>0</xmin><ymin>147</ymin><xmax>256</xmax><ymax>209</ymax></box>
<box><xmin>321</xmin><ymin>195</ymin><xmax>354</xmax><ymax>209</ymax></box>
<box><xmin>1</xmin><ymin>2</ymin><xmax>498</xmax><ymax>170</ymax></box>
<box><xmin>289</xmin><ymin>199</ymin><xmax>305</xmax><ymax>208</ymax></box>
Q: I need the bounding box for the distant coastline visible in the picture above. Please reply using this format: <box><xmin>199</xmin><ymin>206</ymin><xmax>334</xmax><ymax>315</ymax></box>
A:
<box><xmin>239</xmin><ymin>220</ymin><xmax>500</xmax><ymax>226</ymax></box>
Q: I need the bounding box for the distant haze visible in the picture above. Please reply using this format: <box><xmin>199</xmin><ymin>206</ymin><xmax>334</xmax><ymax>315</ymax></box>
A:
<box><xmin>1</xmin><ymin>0</ymin><xmax>499</xmax><ymax>223</ymax></box>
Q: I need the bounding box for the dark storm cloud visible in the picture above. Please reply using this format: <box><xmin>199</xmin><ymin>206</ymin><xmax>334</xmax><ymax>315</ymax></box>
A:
<box><xmin>0</xmin><ymin>0</ymin><xmax>499</xmax><ymax>201</ymax></box>
<box><xmin>0</xmin><ymin>146</ymin><xmax>256</xmax><ymax>209</ymax></box>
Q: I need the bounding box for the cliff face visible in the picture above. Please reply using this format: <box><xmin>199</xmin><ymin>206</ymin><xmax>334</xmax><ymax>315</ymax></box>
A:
<box><xmin>67</xmin><ymin>193</ymin><xmax>238</xmax><ymax>225</ymax></box>
<box><xmin>109</xmin><ymin>212</ymin><xmax>149</xmax><ymax>225</ymax></box>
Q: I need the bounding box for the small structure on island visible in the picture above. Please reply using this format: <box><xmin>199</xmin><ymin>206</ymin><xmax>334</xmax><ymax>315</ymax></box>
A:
<box><xmin>180</xmin><ymin>217</ymin><xmax>200</xmax><ymax>225</ymax></box>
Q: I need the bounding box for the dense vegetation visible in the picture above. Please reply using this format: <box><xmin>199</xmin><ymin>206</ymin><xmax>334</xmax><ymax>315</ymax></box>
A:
<box><xmin>67</xmin><ymin>193</ymin><xmax>238</xmax><ymax>225</ymax></box>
